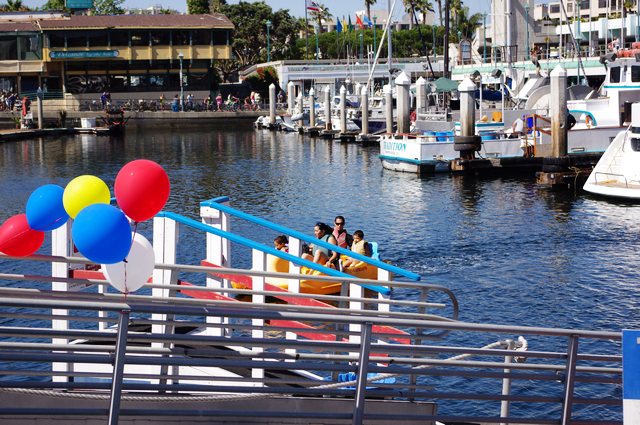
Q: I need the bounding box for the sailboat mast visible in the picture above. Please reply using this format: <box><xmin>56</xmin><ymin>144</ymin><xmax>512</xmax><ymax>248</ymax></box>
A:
<box><xmin>388</xmin><ymin>0</ymin><xmax>393</xmax><ymax>85</ymax></box>
<box><xmin>444</xmin><ymin>0</ymin><xmax>450</xmax><ymax>79</ymax></box>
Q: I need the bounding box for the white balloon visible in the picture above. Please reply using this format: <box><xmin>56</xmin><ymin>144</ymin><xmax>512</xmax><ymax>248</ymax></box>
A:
<box><xmin>103</xmin><ymin>233</ymin><xmax>155</xmax><ymax>293</ymax></box>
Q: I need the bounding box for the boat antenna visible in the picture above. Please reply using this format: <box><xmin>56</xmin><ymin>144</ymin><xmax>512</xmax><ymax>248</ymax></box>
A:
<box><xmin>559</xmin><ymin>0</ymin><xmax>587</xmax><ymax>84</ymax></box>
<box><xmin>365</xmin><ymin>0</ymin><xmax>399</xmax><ymax>91</ymax></box>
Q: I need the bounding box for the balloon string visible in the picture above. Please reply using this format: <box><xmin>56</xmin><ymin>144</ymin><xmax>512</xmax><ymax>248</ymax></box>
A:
<box><xmin>123</xmin><ymin>222</ymin><xmax>138</xmax><ymax>297</ymax></box>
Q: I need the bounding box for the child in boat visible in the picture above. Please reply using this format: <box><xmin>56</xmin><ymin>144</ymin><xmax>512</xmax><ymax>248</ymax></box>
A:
<box><xmin>342</xmin><ymin>230</ymin><xmax>371</xmax><ymax>269</ymax></box>
<box><xmin>273</xmin><ymin>235</ymin><xmax>288</xmax><ymax>252</ymax></box>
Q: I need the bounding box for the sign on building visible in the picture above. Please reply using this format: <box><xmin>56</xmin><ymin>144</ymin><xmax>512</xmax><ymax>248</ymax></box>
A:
<box><xmin>624</xmin><ymin>329</ymin><xmax>640</xmax><ymax>424</ymax></box>
<box><xmin>49</xmin><ymin>50</ymin><xmax>119</xmax><ymax>59</ymax></box>
<box><xmin>65</xmin><ymin>0</ymin><xmax>94</xmax><ymax>9</ymax></box>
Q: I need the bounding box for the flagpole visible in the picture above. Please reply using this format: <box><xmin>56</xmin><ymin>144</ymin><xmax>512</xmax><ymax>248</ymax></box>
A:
<box><xmin>305</xmin><ymin>1</ymin><xmax>309</xmax><ymax>60</ymax></box>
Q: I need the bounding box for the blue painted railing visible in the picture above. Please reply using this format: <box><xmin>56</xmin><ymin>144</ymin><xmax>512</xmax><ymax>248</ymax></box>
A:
<box><xmin>200</xmin><ymin>196</ymin><xmax>421</xmax><ymax>281</ymax></box>
<box><xmin>156</xmin><ymin>210</ymin><xmax>391</xmax><ymax>295</ymax></box>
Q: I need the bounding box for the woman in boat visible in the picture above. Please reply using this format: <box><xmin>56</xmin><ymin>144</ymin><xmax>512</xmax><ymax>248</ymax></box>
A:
<box><xmin>302</xmin><ymin>222</ymin><xmax>338</xmax><ymax>267</ymax></box>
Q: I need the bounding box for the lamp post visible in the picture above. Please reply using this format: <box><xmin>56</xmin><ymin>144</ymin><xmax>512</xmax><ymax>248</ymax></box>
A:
<box><xmin>315</xmin><ymin>24</ymin><xmax>319</xmax><ymax>60</ymax></box>
<box><xmin>525</xmin><ymin>4</ymin><xmax>530</xmax><ymax>61</ymax></box>
<box><xmin>373</xmin><ymin>16</ymin><xmax>377</xmax><ymax>53</ymax></box>
<box><xmin>359</xmin><ymin>32</ymin><xmax>363</xmax><ymax>59</ymax></box>
<box><xmin>483</xmin><ymin>13</ymin><xmax>487</xmax><ymax>63</ymax></box>
<box><xmin>178</xmin><ymin>52</ymin><xmax>184</xmax><ymax>112</ymax></box>
<box><xmin>265</xmin><ymin>20</ymin><xmax>272</xmax><ymax>62</ymax></box>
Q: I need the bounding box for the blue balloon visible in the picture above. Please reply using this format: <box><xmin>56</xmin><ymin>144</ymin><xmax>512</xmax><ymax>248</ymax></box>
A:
<box><xmin>26</xmin><ymin>184</ymin><xmax>70</xmax><ymax>231</ymax></box>
<box><xmin>72</xmin><ymin>204</ymin><xmax>132</xmax><ymax>265</ymax></box>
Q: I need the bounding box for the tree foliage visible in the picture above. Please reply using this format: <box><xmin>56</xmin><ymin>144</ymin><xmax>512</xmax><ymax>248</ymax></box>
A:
<box><xmin>187</xmin><ymin>0</ymin><xmax>209</xmax><ymax>14</ymax></box>
<box><xmin>42</xmin><ymin>0</ymin><xmax>65</xmax><ymax>10</ymax></box>
<box><xmin>92</xmin><ymin>0</ymin><xmax>124</xmax><ymax>15</ymax></box>
<box><xmin>216</xmin><ymin>1</ymin><xmax>300</xmax><ymax>81</ymax></box>
<box><xmin>0</xmin><ymin>0</ymin><xmax>29</xmax><ymax>11</ymax></box>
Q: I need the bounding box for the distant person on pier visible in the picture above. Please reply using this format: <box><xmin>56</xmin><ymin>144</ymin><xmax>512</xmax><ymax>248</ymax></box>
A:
<box><xmin>172</xmin><ymin>94</ymin><xmax>179</xmax><ymax>112</ymax></box>
<box><xmin>332</xmin><ymin>215</ymin><xmax>353</xmax><ymax>249</ymax></box>
<box><xmin>216</xmin><ymin>93</ymin><xmax>223</xmax><ymax>111</ymax></box>
<box><xmin>302</xmin><ymin>222</ymin><xmax>338</xmax><ymax>267</ymax></box>
<box><xmin>510</xmin><ymin>115</ymin><xmax>525</xmax><ymax>139</ymax></box>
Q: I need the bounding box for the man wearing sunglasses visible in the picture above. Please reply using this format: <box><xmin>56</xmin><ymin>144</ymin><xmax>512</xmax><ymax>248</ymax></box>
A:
<box><xmin>332</xmin><ymin>215</ymin><xmax>353</xmax><ymax>249</ymax></box>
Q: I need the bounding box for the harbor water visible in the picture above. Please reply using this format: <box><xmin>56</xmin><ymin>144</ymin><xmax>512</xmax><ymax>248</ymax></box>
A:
<box><xmin>0</xmin><ymin>120</ymin><xmax>636</xmax><ymax>420</ymax></box>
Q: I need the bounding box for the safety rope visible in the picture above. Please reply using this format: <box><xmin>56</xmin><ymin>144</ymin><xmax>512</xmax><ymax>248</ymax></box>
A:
<box><xmin>0</xmin><ymin>337</ymin><xmax>528</xmax><ymax>403</ymax></box>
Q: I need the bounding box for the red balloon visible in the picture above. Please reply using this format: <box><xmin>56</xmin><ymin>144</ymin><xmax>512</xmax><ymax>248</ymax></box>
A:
<box><xmin>0</xmin><ymin>214</ymin><xmax>45</xmax><ymax>257</ymax></box>
<box><xmin>115</xmin><ymin>159</ymin><xmax>170</xmax><ymax>222</ymax></box>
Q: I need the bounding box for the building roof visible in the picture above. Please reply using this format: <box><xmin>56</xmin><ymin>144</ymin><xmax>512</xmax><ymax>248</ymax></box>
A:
<box><xmin>0</xmin><ymin>13</ymin><xmax>234</xmax><ymax>32</ymax></box>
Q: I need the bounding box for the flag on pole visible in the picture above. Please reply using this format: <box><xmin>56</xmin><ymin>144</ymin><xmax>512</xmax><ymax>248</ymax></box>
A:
<box><xmin>336</xmin><ymin>18</ymin><xmax>342</xmax><ymax>33</ymax></box>
<box><xmin>342</xmin><ymin>16</ymin><xmax>348</xmax><ymax>32</ymax></box>
<box><xmin>306</xmin><ymin>0</ymin><xmax>322</xmax><ymax>12</ymax></box>
<box><xmin>356</xmin><ymin>14</ymin><xmax>364</xmax><ymax>29</ymax></box>
<box><xmin>363</xmin><ymin>15</ymin><xmax>373</xmax><ymax>28</ymax></box>
<box><xmin>348</xmin><ymin>15</ymin><xmax>353</xmax><ymax>32</ymax></box>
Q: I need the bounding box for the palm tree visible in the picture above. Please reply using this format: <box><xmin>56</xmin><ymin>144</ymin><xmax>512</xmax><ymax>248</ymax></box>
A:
<box><xmin>403</xmin><ymin>0</ymin><xmax>434</xmax><ymax>29</ymax></box>
<box><xmin>308</xmin><ymin>3</ymin><xmax>332</xmax><ymax>34</ymax></box>
<box><xmin>364</xmin><ymin>0</ymin><xmax>376</xmax><ymax>20</ymax></box>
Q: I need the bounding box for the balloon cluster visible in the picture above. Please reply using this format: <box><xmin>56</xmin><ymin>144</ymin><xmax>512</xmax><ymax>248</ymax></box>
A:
<box><xmin>0</xmin><ymin>159</ymin><xmax>170</xmax><ymax>294</ymax></box>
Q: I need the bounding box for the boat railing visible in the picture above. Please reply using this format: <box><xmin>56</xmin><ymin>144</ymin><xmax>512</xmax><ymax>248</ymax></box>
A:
<box><xmin>594</xmin><ymin>171</ymin><xmax>629</xmax><ymax>186</ymax></box>
<box><xmin>0</xmin><ymin>260</ymin><xmax>623</xmax><ymax>424</ymax></box>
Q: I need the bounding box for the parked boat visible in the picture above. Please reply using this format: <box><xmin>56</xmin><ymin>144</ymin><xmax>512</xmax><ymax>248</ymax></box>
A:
<box><xmin>583</xmin><ymin>104</ymin><xmax>640</xmax><ymax>199</ymax></box>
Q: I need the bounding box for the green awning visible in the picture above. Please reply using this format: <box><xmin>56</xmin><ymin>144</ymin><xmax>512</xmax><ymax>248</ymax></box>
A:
<box><xmin>434</xmin><ymin>77</ymin><xmax>459</xmax><ymax>93</ymax></box>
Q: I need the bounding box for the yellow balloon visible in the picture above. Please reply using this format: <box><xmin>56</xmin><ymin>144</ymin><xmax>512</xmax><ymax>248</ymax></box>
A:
<box><xmin>63</xmin><ymin>175</ymin><xmax>111</xmax><ymax>219</ymax></box>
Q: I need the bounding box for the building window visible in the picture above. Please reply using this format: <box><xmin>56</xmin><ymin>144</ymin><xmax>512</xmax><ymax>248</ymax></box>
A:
<box><xmin>86</xmin><ymin>31</ymin><xmax>108</xmax><ymax>48</ymax></box>
<box><xmin>49</xmin><ymin>33</ymin><xmax>65</xmax><ymax>48</ymax></box>
<box><xmin>0</xmin><ymin>37</ymin><xmax>17</xmax><ymax>60</ymax></box>
<box><xmin>212</xmin><ymin>30</ymin><xmax>227</xmax><ymax>45</ymax></box>
<box><xmin>110</xmin><ymin>31</ymin><xmax>129</xmax><ymax>46</ymax></box>
<box><xmin>172</xmin><ymin>30</ymin><xmax>190</xmax><ymax>46</ymax></box>
<box><xmin>192</xmin><ymin>30</ymin><xmax>211</xmax><ymax>45</ymax></box>
<box><xmin>550</xmin><ymin>5</ymin><xmax>560</xmax><ymax>14</ymax></box>
<box><xmin>66</xmin><ymin>33</ymin><xmax>87</xmax><ymax>48</ymax></box>
<box><xmin>610</xmin><ymin>66</ymin><xmax>621</xmax><ymax>83</ymax></box>
<box><xmin>151</xmin><ymin>31</ymin><xmax>170</xmax><ymax>46</ymax></box>
<box><xmin>130</xmin><ymin>31</ymin><xmax>149</xmax><ymax>46</ymax></box>
<box><xmin>631</xmin><ymin>66</ymin><xmax>640</xmax><ymax>82</ymax></box>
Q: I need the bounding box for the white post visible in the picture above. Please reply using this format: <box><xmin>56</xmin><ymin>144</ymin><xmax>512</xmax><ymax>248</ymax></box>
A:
<box><xmin>296</xmin><ymin>92</ymin><xmax>304</xmax><ymax>116</ymax></box>
<box><xmin>152</xmin><ymin>216</ymin><xmax>178</xmax><ymax>340</ymax></box>
<box><xmin>339</xmin><ymin>85</ymin><xmax>347</xmax><ymax>133</ymax></box>
<box><xmin>268</xmin><ymin>83</ymin><xmax>276</xmax><ymax>126</ymax></box>
<box><xmin>458</xmin><ymin>77</ymin><xmax>477</xmax><ymax>137</ymax></box>
<box><xmin>416</xmin><ymin>76</ymin><xmax>426</xmax><ymax>116</ymax></box>
<box><xmin>384</xmin><ymin>84</ymin><xmax>393</xmax><ymax>134</ymax></box>
<box><xmin>550</xmin><ymin>65</ymin><xmax>568</xmax><ymax>157</ymax></box>
<box><xmin>51</xmin><ymin>220</ymin><xmax>72</xmax><ymax>383</ymax></box>
<box><xmin>309</xmin><ymin>87</ymin><xmax>316</xmax><ymax>127</ymax></box>
<box><xmin>500</xmin><ymin>339</ymin><xmax>516</xmax><ymax>424</ymax></box>
<box><xmin>395</xmin><ymin>71</ymin><xmax>410</xmax><ymax>134</ymax></box>
<box><xmin>251</xmin><ymin>249</ymin><xmax>266</xmax><ymax>383</ymax></box>
<box><xmin>287</xmin><ymin>81</ymin><xmax>295</xmax><ymax>114</ymax></box>
<box><xmin>360</xmin><ymin>85</ymin><xmax>369</xmax><ymax>136</ymax></box>
<box><xmin>324</xmin><ymin>86</ymin><xmax>332</xmax><ymax>130</ymax></box>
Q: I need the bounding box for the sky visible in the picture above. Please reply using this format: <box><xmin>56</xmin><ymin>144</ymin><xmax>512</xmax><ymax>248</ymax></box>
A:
<box><xmin>20</xmin><ymin>0</ymin><xmax>492</xmax><ymax>21</ymax></box>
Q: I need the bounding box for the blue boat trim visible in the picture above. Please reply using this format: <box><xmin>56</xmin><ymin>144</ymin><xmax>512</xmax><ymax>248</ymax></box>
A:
<box><xmin>378</xmin><ymin>154</ymin><xmax>448</xmax><ymax>165</ymax></box>
<box><xmin>199</xmin><ymin>199</ymin><xmax>421</xmax><ymax>282</ymax></box>
<box><xmin>157</xmin><ymin>211</ymin><xmax>391</xmax><ymax>295</ymax></box>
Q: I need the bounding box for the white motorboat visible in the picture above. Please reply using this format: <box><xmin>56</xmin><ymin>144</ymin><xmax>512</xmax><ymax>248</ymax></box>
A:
<box><xmin>583</xmin><ymin>103</ymin><xmax>640</xmax><ymax>199</ymax></box>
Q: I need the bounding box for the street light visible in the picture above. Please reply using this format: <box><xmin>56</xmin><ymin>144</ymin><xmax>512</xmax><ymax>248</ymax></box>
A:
<box><xmin>482</xmin><ymin>13</ymin><xmax>487</xmax><ymax>63</ymax></box>
<box><xmin>265</xmin><ymin>20</ymin><xmax>272</xmax><ymax>62</ymax></box>
<box><xmin>525</xmin><ymin>4</ymin><xmax>530</xmax><ymax>61</ymax></box>
<box><xmin>315</xmin><ymin>24</ymin><xmax>319</xmax><ymax>61</ymax></box>
<box><xmin>373</xmin><ymin>16</ymin><xmax>377</xmax><ymax>53</ymax></box>
<box><xmin>178</xmin><ymin>52</ymin><xmax>184</xmax><ymax>112</ymax></box>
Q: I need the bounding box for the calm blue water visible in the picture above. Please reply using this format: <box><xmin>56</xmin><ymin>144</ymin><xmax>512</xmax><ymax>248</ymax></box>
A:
<box><xmin>0</xmin><ymin>121</ymin><xmax>636</xmax><ymax>420</ymax></box>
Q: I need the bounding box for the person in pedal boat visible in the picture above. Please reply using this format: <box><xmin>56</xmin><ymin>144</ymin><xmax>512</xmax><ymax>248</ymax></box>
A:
<box><xmin>302</xmin><ymin>222</ymin><xmax>339</xmax><ymax>267</ymax></box>
<box><xmin>342</xmin><ymin>230</ymin><xmax>372</xmax><ymax>269</ymax></box>
<box><xmin>332</xmin><ymin>215</ymin><xmax>353</xmax><ymax>249</ymax></box>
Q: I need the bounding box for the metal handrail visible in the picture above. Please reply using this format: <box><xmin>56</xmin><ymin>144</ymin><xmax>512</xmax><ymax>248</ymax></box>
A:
<box><xmin>200</xmin><ymin>196</ymin><xmax>421</xmax><ymax>281</ymax></box>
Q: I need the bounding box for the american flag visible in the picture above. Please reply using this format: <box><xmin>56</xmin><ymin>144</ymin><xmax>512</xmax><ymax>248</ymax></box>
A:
<box><xmin>306</xmin><ymin>0</ymin><xmax>323</xmax><ymax>12</ymax></box>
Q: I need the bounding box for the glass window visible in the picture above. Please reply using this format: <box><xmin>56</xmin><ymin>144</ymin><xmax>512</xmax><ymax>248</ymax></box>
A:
<box><xmin>48</xmin><ymin>32</ymin><xmax>65</xmax><ymax>48</ymax></box>
<box><xmin>110</xmin><ymin>30</ymin><xmax>129</xmax><ymax>46</ymax></box>
<box><xmin>108</xmin><ymin>75</ymin><xmax>126</xmax><ymax>91</ymax></box>
<box><xmin>86</xmin><ymin>31</ymin><xmax>108</xmax><ymax>47</ymax></box>
<box><xmin>550</xmin><ymin>5</ymin><xmax>560</xmax><ymax>13</ymax></box>
<box><xmin>0</xmin><ymin>37</ymin><xmax>17</xmax><ymax>60</ymax></box>
<box><xmin>66</xmin><ymin>33</ymin><xmax>86</xmax><ymax>48</ymax></box>
<box><xmin>631</xmin><ymin>66</ymin><xmax>640</xmax><ymax>82</ymax></box>
<box><xmin>212</xmin><ymin>30</ymin><xmax>227</xmax><ymax>45</ymax></box>
<box><xmin>172</xmin><ymin>30</ymin><xmax>189</xmax><ymax>46</ymax></box>
<box><xmin>148</xmin><ymin>74</ymin><xmax>166</xmax><ymax>88</ymax></box>
<box><xmin>151</xmin><ymin>31</ymin><xmax>170</xmax><ymax>45</ymax></box>
<box><xmin>18</xmin><ymin>35</ymin><xmax>41</xmax><ymax>60</ymax></box>
<box><xmin>130</xmin><ymin>31</ymin><xmax>149</xmax><ymax>46</ymax></box>
<box><xmin>192</xmin><ymin>30</ymin><xmax>211</xmax><ymax>45</ymax></box>
<box><xmin>610</xmin><ymin>66</ymin><xmax>621</xmax><ymax>83</ymax></box>
<box><xmin>129</xmin><ymin>74</ymin><xmax>149</xmax><ymax>89</ymax></box>
<box><xmin>0</xmin><ymin>77</ymin><xmax>16</xmax><ymax>92</ymax></box>
<box><xmin>65</xmin><ymin>75</ymin><xmax>108</xmax><ymax>94</ymax></box>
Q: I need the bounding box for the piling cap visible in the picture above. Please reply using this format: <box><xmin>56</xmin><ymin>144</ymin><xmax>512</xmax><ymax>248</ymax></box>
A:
<box><xmin>416</xmin><ymin>76</ymin><xmax>426</xmax><ymax>85</ymax></box>
<box><xmin>340</xmin><ymin>85</ymin><xmax>346</xmax><ymax>93</ymax></box>
<box><xmin>458</xmin><ymin>77</ymin><xmax>476</xmax><ymax>93</ymax></box>
<box><xmin>394</xmin><ymin>71</ymin><xmax>411</xmax><ymax>86</ymax></box>
<box><xmin>382</xmin><ymin>84</ymin><xmax>391</xmax><ymax>94</ymax></box>
<box><xmin>309</xmin><ymin>87</ymin><xmax>315</xmax><ymax>95</ymax></box>
<box><xmin>550</xmin><ymin>64</ymin><xmax>567</xmax><ymax>77</ymax></box>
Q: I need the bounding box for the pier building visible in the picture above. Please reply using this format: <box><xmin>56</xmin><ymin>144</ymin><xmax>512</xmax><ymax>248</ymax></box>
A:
<box><xmin>0</xmin><ymin>11</ymin><xmax>233</xmax><ymax>109</ymax></box>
